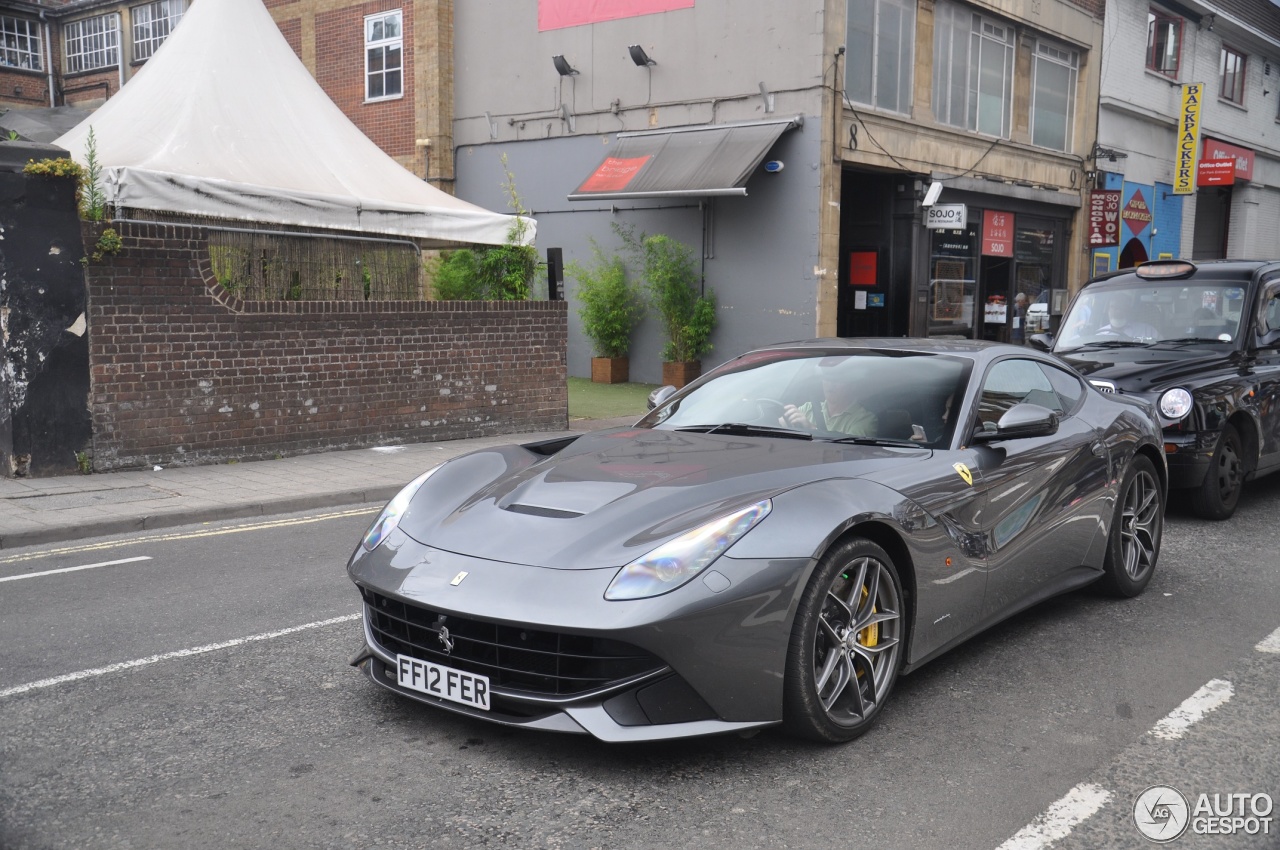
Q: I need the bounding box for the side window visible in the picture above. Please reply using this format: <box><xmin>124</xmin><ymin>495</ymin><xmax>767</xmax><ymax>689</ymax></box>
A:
<box><xmin>977</xmin><ymin>359</ymin><xmax>1063</xmax><ymax>430</ymax></box>
<box><xmin>1258</xmin><ymin>283</ymin><xmax>1280</xmax><ymax>336</ymax></box>
<box><xmin>1039</xmin><ymin>363</ymin><xmax>1083</xmax><ymax>413</ymax></box>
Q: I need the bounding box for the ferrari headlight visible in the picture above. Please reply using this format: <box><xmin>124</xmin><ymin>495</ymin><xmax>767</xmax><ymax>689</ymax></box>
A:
<box><xmin>1159</xmin><ymin>388</ymin><xmax>1193</xmax><ymax>420</ymax></box>
<box><xmin>604</xmin><ymin>499</ymin><xmax>772</xmax><ymax>600</ymax></box>
<box><xmin>361</xmin><ymin>466</ymin><xmax>441</xmax><ymax>552</ymax></box>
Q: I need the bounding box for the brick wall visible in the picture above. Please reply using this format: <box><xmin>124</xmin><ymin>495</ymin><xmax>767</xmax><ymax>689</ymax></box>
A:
<box><xmin>314</xmin><ymin>1</ymin><xmax>414</xmax><ymax>159</ymax></box>
<box><xmin>84</xmin><ymin>220</ymin><xmax>567</xmax><ymax>471</ymax></box>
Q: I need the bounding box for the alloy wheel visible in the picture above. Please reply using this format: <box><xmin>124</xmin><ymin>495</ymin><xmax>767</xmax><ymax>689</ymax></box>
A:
<box><xmin>1120</xmin><ymin>468</ymin><xmax>1160</xmax><ymax>580</ymax></box>
<box><xmin>813</xmin><ymin>556</ymin><xmax>902</xmax><ymax>725</ymax></box>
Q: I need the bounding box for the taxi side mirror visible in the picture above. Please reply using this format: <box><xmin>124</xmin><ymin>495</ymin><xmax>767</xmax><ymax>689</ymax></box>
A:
<box><xmin>1028</xmin><ymin>333</ymin><xmax>1054</xmax><ymax>352</ymax></box>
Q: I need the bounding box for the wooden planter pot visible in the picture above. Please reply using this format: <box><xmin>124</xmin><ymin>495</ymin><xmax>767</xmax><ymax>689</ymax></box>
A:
<box><xmin>662</xmin><ymin>360</ymin><xmax>701</xmax><ymax>389</ymax></box>
<box><xmin>591</xmin><ymin>356</ymin><xmax>630</xmax><ymax>384</ymax></box>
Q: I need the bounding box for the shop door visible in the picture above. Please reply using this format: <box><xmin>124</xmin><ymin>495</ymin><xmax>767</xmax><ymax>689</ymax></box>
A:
<box><xmin>978</xmin><ymin>257</ymin><xmax>1012</xmax><ymax>342</ymax></box>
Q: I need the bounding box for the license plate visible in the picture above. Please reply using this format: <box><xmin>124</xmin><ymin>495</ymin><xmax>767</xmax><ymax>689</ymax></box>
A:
<box><xmin>396</xmin><ymin>654</ymin><xmax>490</xmax><ymax>711</ymax></box>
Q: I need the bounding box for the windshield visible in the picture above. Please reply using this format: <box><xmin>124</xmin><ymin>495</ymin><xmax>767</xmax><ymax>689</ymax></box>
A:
<box><xmin>1057</xmin><ymin>281</ymin><xmax>1247</xmax><ymax>350</ymax></box>
<box><xmin>637</xmin><ymin>350</ymin><xmax>971</xmax><ymax>448</ymax></box>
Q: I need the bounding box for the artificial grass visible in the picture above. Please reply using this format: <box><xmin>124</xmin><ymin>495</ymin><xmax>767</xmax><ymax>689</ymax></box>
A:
<box><xmin>567</xmin><ymin>376</ymin><xmax>659</xmax><ymax>420</ymax></box>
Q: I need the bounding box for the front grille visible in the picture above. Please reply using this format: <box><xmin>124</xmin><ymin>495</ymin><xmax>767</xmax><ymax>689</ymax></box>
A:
<box><xmin>360</xmin><ymin>587</ymin><xmax>664</xmax><ymax>697</ymax></box>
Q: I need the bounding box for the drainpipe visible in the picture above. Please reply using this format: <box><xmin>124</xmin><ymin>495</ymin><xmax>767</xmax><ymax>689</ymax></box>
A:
<box><xmin>40</xmin><ymin>11</ymin><xmax>54</xmax><ymax>106</ymax></box>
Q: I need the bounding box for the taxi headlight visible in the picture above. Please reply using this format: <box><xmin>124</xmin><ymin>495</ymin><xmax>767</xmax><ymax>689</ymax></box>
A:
<box><xmin>605</xmin><ymin>499</ymin><xmax>772</xmax><ymax>600</ymax></box>
<box><xmin>1159</xmin><ymin>388</ymin><xmax>1193</xmax><ymax>420</ymax></box>
<box><xmin>361</xmin><ymin>466</ymin><xmax>441</xmax><ymax>552</ymax></box>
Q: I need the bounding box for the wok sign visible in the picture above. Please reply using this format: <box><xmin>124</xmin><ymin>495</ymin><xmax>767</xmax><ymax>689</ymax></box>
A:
<box><xmin>1089</xmin><ymin>190</ymin><xmax>1121</xmax><ymax>246</ymax></box>
<box><xmin>1174</xmin><ymin>84</ymin><xmax>1203</xmax><ymax>195</ymax></box>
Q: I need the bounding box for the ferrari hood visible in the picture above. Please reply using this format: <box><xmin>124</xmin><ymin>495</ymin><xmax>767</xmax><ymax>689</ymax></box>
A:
<box><xmin>396</xmin><ymin>428</ymin><xmax>928</xmax><ymax>569</ymax></box>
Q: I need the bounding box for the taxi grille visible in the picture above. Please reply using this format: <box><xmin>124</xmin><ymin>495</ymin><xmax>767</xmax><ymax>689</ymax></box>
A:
<box><xmin>360</xmin><ymin>588</ymin><xmax>664</xmax><ymax>697</ymax></box>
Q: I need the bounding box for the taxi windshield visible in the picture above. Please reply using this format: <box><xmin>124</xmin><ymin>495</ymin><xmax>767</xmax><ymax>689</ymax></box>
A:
<box><xmin>1056</xmin><ymin>281</ymin><xmax>1246</xmax><ymax>350</ymax></box>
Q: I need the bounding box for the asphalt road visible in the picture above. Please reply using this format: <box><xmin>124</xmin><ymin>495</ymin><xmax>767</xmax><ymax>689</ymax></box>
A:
<box><xmin>1</xmin><ymin>484</ymin><xmax>1278</xmax><ymax>850</ymax></box>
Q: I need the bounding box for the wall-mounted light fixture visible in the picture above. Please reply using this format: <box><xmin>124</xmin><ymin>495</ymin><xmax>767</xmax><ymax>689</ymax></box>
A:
<box><xmin>628</xmin><ymin>44</ymin><xmax>656</xmax><ymax>67</ymax></box>
<box><xmin>552</xmin><ymin>55</ymin><xmax>578</xmax><ymax>76</ymax></box>
<box><xmin>1204</xmin><ymin>13</ymin><xmax>1215</xmax><ymax>31</ymax></box>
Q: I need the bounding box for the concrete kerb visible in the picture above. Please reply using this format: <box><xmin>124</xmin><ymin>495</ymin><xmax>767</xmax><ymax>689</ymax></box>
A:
<box><xmin>0</xmin><ymin>417</ymin><xmax>644</xmax><ymax>550</ymax></box>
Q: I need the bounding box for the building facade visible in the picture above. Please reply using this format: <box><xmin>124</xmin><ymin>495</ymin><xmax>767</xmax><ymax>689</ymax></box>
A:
<box><xmin>1094</xmin><ymin>0</ymin><xmax>1280</xmax><ymax>272</ymax></box>
<box><xmin>0</xmin><ymin>0</ymin><xmax>187</xmax><ymax>110</ymax></box>
<box><xmin>452</xmin><ymin>0</ymin><xmax>1106</xmax><ymax>381</ymax></box>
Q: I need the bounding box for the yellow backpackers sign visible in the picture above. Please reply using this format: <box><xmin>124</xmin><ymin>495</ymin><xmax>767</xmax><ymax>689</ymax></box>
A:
<box><xmin>1174</xmin><ymin>84</ymin><xmax>1203</xmax><ymax>195</ymax></box>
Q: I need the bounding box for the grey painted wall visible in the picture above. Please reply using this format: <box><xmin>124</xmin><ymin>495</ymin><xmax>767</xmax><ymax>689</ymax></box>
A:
<box><xmin>453</xmin><ymin>0</ymin><xmax>828</xmax><ymax>149</ymax></box>
<box><xmin>454</xmin><ymin>119</ymin><xmax>824</xmax><ymax>384</ymax></box>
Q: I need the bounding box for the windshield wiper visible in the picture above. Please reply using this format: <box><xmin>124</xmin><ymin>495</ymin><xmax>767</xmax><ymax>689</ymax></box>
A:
<box><xmin>1153</xmin><ymin>337</ymin><xmax>1230</xmax><ymax>346</ymax></box>
<box><xmin>826</xmin><ymin>436</ymin><xmax>922</xmax><ymax>448</ymax></box>
<box><xmin>1063</xmin><ymin>339</ymin><xmax>1152</xmax><ymax>351</ymax></box>
<box><xmin>674</xmin><ymin>423</ymin><xmax>813</xmax><ymax>440</ymax></box>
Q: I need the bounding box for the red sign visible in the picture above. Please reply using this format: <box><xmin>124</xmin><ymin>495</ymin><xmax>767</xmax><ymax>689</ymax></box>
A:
<box><xmin>1122</xmin><ymin>189</ymin><xmax>1153</xmax><ymax>236</ymax></box>
<box><xmin>848</xmin><ymin>251</ymin><xmax>877</xmax><ymax>286</ymax></box>
<box><xmin>1088</xmin><ymin>190</ymin><xmax>1122</xmax><ymax>246</ymax></box>
<box><xmin>1202</xmin><ymin>137</ymin><xmax>1254</xmax><ymax>181</ymax></box>
<box><xmin>1197</xmin><ymin>158</ymin><xmax>1236</xmax><ymax>186</ymax></box>
<box><xmin>539</xmin><ymin>0</ymin><xmax>694</xmax><ymax>30</ymax></box>
<box><xmin>576</xmin><ymin>155</ymin><xmax>652</xmax><ymax>193</ymax></box>
<box><xmin>982</xmin><ymin>210</ymin><xmax>1014</xmax><ymax>256</ymax></box>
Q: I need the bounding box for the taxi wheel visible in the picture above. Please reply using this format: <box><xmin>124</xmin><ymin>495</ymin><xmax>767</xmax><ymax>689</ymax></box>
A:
<box><xmin>783</xmin><ymin>538</ymin><xmax>904</xmax><ymax>743</ymax></box>
<box><xmin>1098</xmin><ymin>455</ymin><xmax>1162</xmax><ymax>597</ymax></box>
<box><xmin>1190</xmin><ymin>424</ymin><xmax>1243</xmax><ymax>520</ymax></box>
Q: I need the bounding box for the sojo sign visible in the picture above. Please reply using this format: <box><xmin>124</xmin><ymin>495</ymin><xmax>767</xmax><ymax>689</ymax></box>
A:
<box><xmin>982</xmin><ymin>210</ymin><xmax>1013</xmax><ymax>256</ymax></box>
<box><xmin>926</xmin><ymin>204</ymin><xmax>967</xmax><ymax>229</ymax></box>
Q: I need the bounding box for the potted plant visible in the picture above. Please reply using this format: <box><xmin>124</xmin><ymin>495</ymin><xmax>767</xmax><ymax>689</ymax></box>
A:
<box><xmin>640</xmin><ymin>233</ymin><xmax>716</xmax><ymax>387</ymax></box>
<box><xmin>567</xmin><ymin>242</ymin><xmax>644</xmax><ymax>383</ymax></box>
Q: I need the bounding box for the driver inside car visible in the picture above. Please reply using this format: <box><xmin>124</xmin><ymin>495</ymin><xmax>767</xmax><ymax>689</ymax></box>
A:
<box><xmin>780</xmin><ymin>359</ymin><xmax>879</xmax><ymax>437</ymax></box>
<box><xmin>1096</xmin><ymin>295</ymin><xmax>1158</xmax><ymax>340</ymax></box>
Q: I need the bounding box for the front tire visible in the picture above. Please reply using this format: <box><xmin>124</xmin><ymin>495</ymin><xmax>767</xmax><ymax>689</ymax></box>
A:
<box><xmin>1098</xmin><ymin>455</ymin><xmax>1163</xmax><ymax>597</ymax></box>
<box><xmin>1189</xmin><ymin>423</ymin><xmax>1244</xmax><ymax>520</ymax></box>
<box><xmin>783</xmin><ymin>538</ymin><xmax>905</xmax><ymax>743</ymax></box>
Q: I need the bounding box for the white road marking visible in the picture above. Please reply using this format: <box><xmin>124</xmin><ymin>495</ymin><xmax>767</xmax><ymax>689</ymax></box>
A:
<box><xmin>0</xmin><ymin>556</ymin><xmax>152</xmax><ymax>583</ymax></box>
<box><xmin>0</xmin><ymin>613</ymin><xmax>360</xmax><ymax>699</ymax></box>
<box><xmin>995</xmin><ymin>783</ymin><xmax>1113</xmax><ymax>850</ymax></box>
<box><xmin>0</xmin><ymin>507</ymin><xmax>377</xmax><ymax>565</ymax></box>
<box><xmin>1256</xmin><ymin>626</ymin><xmax>1280</xmax><ymax>654</ymax></box>
<box><xmin>1151</xmin><ymin>678</ymin><xmax>1234</xmax><ymax>740</ymax></box>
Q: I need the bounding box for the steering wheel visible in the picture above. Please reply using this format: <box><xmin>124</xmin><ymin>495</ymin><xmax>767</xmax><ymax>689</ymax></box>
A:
<box><xmin>754</xmin><ymin>398</ymin><xmax>789</xmax><ymax>424</ymax></box>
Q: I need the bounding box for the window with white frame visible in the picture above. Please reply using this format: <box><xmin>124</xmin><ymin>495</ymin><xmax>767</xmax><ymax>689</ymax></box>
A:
<box><xmin>1220</xmin><ymin>46</ymin><xmax>1246</xmax><ymax>104</ymax></box>
<box><xmin>132</xmin><ymin>0</ymin><xmax>186</xmax><ymax>62</ymax></box>
<box><xmin>932</xmin><ymin>1</ymin><xmax>1015</xmax><ymax>138</ymax></box>
<box><xmin>1031</xmin><ymin>40</ymin><xmax>1078</xmax><ymax>151</ymax></box>
<box><xmin>1147</xmin><ymin>8</ymin><xmax>1182</xmax><ymax>77</ymax></box>
<box><xmin>0</xmin><ymin>15</ymin><xmax>43</xmax><ymax>71</ymax></box>
<box><xmin>65</xmin><ymin>14</ymin><xmax>120</xmax><ymax>74</ymax></box>
<box><xmin>845</xmin><ymin>0</ymin><xmax>915</xmax><ymax>114</ymax></box>
<box><xmin>365</xmin><ymin>10</ymin><xmax>403</xmax><ymax>101</ymax></box>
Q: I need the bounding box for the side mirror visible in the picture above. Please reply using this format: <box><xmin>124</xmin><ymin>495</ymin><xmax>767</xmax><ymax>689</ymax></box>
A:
<box><xmin>973</xmin><ymin>402</ymin><xmax>1059</xmax><ymax>442</ymax></box>
<box><xmin>647</xmin><ymin>385</ymin><xmax>678</xmax><ymax>410</ymax></box>
<box><xmin>1258</xmin><ymin>329</ymin><xmax>1280</xmax><ymax>349</ymax></box>
<box><xmin>1028</xmin><ymin>332</ymin><xmax>1054</xmax><ymax>352</ymax></box>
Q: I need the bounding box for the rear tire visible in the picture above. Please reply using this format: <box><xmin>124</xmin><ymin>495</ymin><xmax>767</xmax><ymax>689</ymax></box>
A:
<box><xmin>783</xmin><ymin>538</ymin><xmax>905</xmax><ymax>743</ymax></box>
<box><xmin>1097</xmin><ymin>455</ymin><xmax>1162</xmax><ymax>597</ymax></box>
<box><xmin>1189</xmin><ymin>424</ymin><xmax>1244</xmax><ymax>520</ymax></box>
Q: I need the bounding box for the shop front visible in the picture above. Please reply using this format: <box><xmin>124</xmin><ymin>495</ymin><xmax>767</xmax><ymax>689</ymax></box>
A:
<box><xmin>922</xmin><ymin>196</ymin><xmax>1071</xmax><ymax>344</ymax></box>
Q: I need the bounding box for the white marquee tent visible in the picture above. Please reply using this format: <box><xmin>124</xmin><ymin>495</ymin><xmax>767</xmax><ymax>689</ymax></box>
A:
<box><xmin>54</xmin><ymin>0</ymin><xmax>530</xmax><ymax>247</ymax></box>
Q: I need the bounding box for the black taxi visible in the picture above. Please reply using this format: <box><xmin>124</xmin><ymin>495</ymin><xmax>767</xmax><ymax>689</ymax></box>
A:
<box><xmin>1032</xmin><ymin>259</ymin><xmax>1280</xmax><ymax>519</ymax></box>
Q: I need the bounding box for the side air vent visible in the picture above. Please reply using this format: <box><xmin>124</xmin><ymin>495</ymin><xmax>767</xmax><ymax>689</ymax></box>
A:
<box><xmin>1089</xmin><ymin>379</ymin><xmax>1117</xmax><ymax>394</ymax></box>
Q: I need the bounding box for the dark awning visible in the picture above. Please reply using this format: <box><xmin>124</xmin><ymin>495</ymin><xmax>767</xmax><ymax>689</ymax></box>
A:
<box><xmin>567</xmin><ymin>116</ymin><xmax>802</xmax><ymax>201</ymax></box>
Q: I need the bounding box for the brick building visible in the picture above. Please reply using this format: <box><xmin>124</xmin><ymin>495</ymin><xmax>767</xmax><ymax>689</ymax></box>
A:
<box><xmin>0</xmin><ymin>0</ymin><xmax>186</xmax><ymax>111</ymax></box>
